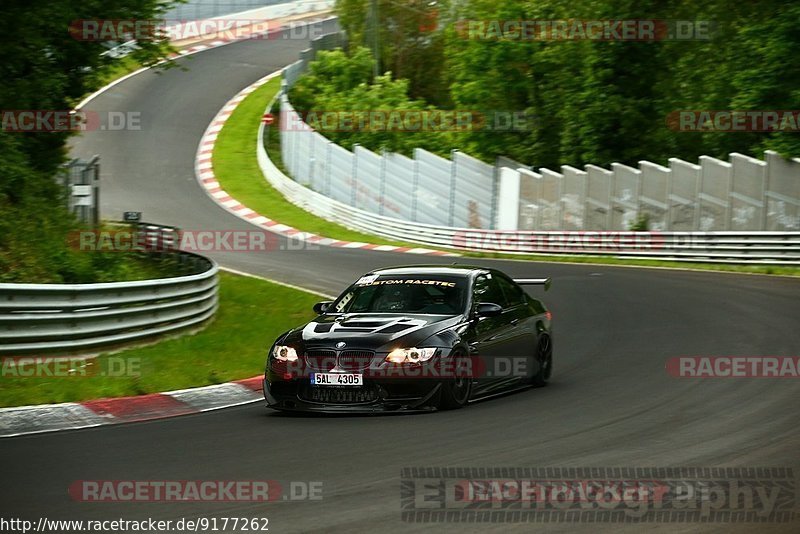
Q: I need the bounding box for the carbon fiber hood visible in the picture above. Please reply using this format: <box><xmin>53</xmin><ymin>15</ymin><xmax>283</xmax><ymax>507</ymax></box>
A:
<box><xmin>281</xmin><ymin>313</ymin><xmax>464</xmax><ymax>351</ymax></box>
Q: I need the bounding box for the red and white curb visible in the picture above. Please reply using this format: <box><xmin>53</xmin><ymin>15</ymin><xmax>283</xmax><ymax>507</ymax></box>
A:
<box><xmin>193</xmin><ymin>75</ymin><xmax>456</xmax><ymax>257</ymax></box>
<box><xmin>0</xmin><ymin>377</ymin><xmax>264</xmax><ymax>438</ymax></box>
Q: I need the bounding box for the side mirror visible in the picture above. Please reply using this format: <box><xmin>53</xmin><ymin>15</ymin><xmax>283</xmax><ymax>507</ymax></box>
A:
<box><xmin>313</xmin><ymin>301</ymin><xmax>333</xmax><ymax>314</ymax></box>
<box><xmin>475</xmin><ymin>302</ymin><xmax>503</xmax><ymax>317</ymax></box>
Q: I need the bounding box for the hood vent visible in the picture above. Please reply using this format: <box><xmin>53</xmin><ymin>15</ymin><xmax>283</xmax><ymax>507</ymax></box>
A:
<box><xmin>309</xmin><ymin>315</ymin><xmax>430</xmax><ymax>336</ymax></box>
<box><xmin>378</xmin><ymin>323</ymin><xmax>416</xmax><ymax>334</ymax></box>
<box><xmin>340</xmin><ymin>320</ymin><xmax>387</xmax><ymax>328</ymax></box>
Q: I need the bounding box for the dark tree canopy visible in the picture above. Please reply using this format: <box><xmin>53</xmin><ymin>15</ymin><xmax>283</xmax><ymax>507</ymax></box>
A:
<box><xmin>330</xmin><ymin>0</ymin><xmax>800</xmax><ymax>167</ymax></box>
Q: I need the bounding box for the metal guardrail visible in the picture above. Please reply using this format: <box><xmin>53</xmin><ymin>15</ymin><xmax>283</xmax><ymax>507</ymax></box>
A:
<box><xmin>259</xmin><ymin>96</ymin><xmax>800</xmax><ymax>264</ymax></box>
<box><xmin>0</xmin><ymin>224</ymin><xmax>219</xmax><ymax>355</ymax></box>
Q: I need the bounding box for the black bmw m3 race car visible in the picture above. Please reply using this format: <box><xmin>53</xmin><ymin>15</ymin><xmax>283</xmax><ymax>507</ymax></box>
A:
<box><xmin>263</xmin><ymin>265</ymin><xmax>553</xmax><ymax>413</ymax></box>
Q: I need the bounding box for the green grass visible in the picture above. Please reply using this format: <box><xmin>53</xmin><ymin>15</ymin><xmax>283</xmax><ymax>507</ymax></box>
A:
<box><xmin>213</xmin><ymin>78</ymin><xmax>419</xmax><ymax>248</ymax></box>
<box><xmin>0</xmin><ymin>272</ymin><xmax>321</xmax><ymax>407</ymax></box>
<box><xmin>213</xmin><ymin>77</ymin><xmax>800</xmax><ymax>278</ymax></box>
<box><xmin>86</xmin><ymin>253</ymin><xmax>192</xmax><ymax>282</ymax></box>
<box><xmin>96</xmin><ymin>56</ymin><xmax>141</xmax><ymax>87</ymax></box>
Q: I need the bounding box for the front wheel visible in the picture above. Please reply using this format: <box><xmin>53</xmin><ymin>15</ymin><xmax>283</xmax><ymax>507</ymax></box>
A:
<box><xmin>531</xmin><ymin>334</ymin><xmax>553</xmax><ymax>387</ymax></box>
<box><xmin>439</xmin><ymin>352</ymin><xmax>471</xmax><ymax>409</ymax></box>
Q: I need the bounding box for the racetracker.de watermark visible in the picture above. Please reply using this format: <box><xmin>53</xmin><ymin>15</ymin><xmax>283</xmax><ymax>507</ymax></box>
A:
<box><xmin>401</xmin><ymin>467</ymin><xmax>796</xmax><ymax>522</ymax></box>
<box><xmin>69</xmin><ymin>19</ymin><xmax>326</xmax><ymax>42</ymax></box>
<box><xmin>666</xmin><ymin>356</ymin><xmax>800</xmax><ymax>378</ymax></box>
<box><xmin>455</xmin><ymin>19</ymin><xmax>713</xmax><ymax>41</ymax></box>
<box><xmin>270</xmin><ymin>355</ymin><xmax>537</xmax><ymax>380</ymax></box>
<box><xmin>68</xmin><ymin>480</ymin><xmax>322</xmax><ymax>502</ymax></box>
<box><xmin>1</xmin><ymin>110</ymin><xmax>140</xmax><ymax>132</ymax></box>
<box><xmin>0</xmin><ymin>356</ymin><xmax>140</xmax><ymax>378</ymax></box>
<box><xmin>277</xmin><ymin>110</ymin><xmax>536</xmax><ymax>132</ymax></box>
<box><xmin>68</xmin><ymin>230</ymin><xmax>318</xmax><ymax>252</ymax></box>
<box><xmin>666</xmin><ymin>110</ymin><xmax>800</xmax><ymax>132</ymax></box>
<box><xmin>452</xmin><ymin>231</ymin><xmax>667</xmax><ymax>253</ymax></box>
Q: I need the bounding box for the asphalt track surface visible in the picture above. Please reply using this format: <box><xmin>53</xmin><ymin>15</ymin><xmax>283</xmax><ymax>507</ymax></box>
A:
<box><xmin>2</xmin><ymin>21</ymin><xmax>799</xmax><ymax>533</ymax></box>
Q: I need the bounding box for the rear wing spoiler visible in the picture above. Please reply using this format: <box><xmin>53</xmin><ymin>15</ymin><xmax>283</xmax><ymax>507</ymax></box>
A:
<box><xmin>514</xmin><ymin>278</ymin><xmax>552</xmax><ymax>291</ymax></box>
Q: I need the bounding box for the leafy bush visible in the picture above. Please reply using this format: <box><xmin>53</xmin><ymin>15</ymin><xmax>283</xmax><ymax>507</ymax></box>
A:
<box><xmin>289</xmin><ymin>47</ymin><xmax>458</xmax><ymax>157</ymax></box>
<box><xmin>628</xmin><ymin>213</ymin><xmax>651</xmax><ymax>232</ymax></box>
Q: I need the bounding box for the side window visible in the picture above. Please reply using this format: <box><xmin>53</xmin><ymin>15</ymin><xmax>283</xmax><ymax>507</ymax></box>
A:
<box><xmin>496</xmin><ymin>275</ymin><xmax>526</xmax><ymax>307</ymax></box>
<box><xmin>473</xmin><ymin>274</ymin><xmax>507</xmax><ymax>308</ymax></box>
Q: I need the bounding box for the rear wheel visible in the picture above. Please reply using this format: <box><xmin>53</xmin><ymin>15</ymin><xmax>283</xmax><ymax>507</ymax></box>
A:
<box><xmin>439</xmin><ymin>351</ymin><xmax>471</xmax><ymax>409</ymax></box>
<box><xmin>531</xmin><ymin>334</ymin><xmax>553</xmax><ymax>387</ymax></box>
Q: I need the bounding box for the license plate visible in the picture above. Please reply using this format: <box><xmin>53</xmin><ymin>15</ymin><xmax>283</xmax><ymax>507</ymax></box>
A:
<box><xmin>310</xmin><ymin>373</ymin><xmax>363</xmax><ymax>386</ymax></box>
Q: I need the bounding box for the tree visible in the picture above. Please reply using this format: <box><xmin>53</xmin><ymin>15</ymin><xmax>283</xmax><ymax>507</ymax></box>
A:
<box><xmin>290</xmin><ymin>47</ymin><xmax>455</xmax><ymax>156</ymax></box>
<box><xmin>324</xmin><ymin>0</ymin><xmax>800</xmax><ymax>166</ymax></box>
<box><xmin>0</xmin><ymin>0</ymin><xmax>182</xmax><ymax>282</ymax></box>
<box><xmin>0</xmin><ymin>0</ymin><xmax>178</xmax><ymax>177</ymax></box>
<box><xmin>335</xmin><ymin>0</ymin><xmax>452</xmax><ymax>106</ymax></box>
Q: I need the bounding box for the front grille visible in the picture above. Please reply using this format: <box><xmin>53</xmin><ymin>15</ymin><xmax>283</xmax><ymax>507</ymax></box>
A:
<box><xmin>338</xmin><ymin>350</ymin><xmax>375</xmax><ymax>371</ymax></box>
<box><xmin>305</xmin><ymin>350</ymin><xmax>337</xmax><ymax>371</ymax></box>
<box><xmin>300</xmin><ymin>385</ymin><xmax>379</xmax><ymax>404</ymax></box>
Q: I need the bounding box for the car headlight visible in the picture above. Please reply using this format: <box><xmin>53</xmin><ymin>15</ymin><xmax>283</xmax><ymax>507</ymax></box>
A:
<box><xmin>385</xmin><ymin>347</ymin><xmax>437</xmax><ymax>364</ymax></box>
<box><xmin>272</xmin><ymin>345</ymin><xmax>299</xmax><ymax>362</ymax></box>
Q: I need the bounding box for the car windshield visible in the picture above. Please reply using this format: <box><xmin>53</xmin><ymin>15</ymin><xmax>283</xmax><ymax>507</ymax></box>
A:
<box><xmin>332</xmin><ymin>274</ymin><xmax>468</xmax><ymax>314</ymax></box>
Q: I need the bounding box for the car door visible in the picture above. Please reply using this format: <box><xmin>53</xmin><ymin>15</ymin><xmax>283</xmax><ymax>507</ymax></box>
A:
<box><xmin>495</xmin><ymin>274</ymin><xmax>539</xmax><ymax>386</ymax></box>
<box><xmin>467</xmin><ymin>273</ymin><xmax>516</xmax><ymax>395</ymax></box>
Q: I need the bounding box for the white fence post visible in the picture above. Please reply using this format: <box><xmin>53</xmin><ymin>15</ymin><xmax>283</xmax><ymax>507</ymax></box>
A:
<box><xmin>561</xmin><ymin>165</ymin><xmax>587</xmax><ymax>231</ymax></box>
<box><xmin>449</xmin><ymin>149</ymin><xmax>458</xmax><ymax>227</ymax></box>
<box><xmin>729</xmin><ymin>153</ymin><xmax>767</xmax><ymax>230</ymax></box>
<box><xmin>639</xmin><ymin>161</ymin><xmax>670</xmax><ymax>231</ymax></box>
<box><xmin>764</xmin><ymin>150</ymin><xmax>800</xmax><ymax>230</ymax></box>
<box><xmin>351</xmin><ymin>143</ymin><xmax>359</xmax><ymax>207</ymax></box>
<box><xmin>668</xmin><ymin>158</ymin><xmax>702</xmax><ymax>231</ymax></box>
<box><xmin>496</xmin><ymin>167</ymin><xmax>521</xmax><ymax>230</ymax></box>
<box><xmin>585</xmin><ymin>164</ymin><xmax>613</xmax><ymax>230</ymax></box>
<box><xmin>611</xmin><ymin>163</ymin><xmax>642</xmax><ymax>230</ymax></box>
<box><xmin>412</xmin><ymin>150</ymin><xmax>420</xmax><ymax>222</ymax></box>
<box><xmin>698</xmin><ymin>155</ymin><xmax>732</xmax><ymax>231</ymax></box>
<box><xmin>539</xmin><ymin>168</ymin><xmax>564</xmax><ymax>230</ymax></box>
<box><xmin>518</xmin><ymin>168</ymin><xmax>543</xmax><ymax>229</ymax></box>
<box><xmin>379</xmin><ymin>149</ymin><xmax>387</xmax><ymax>216</ymax></box>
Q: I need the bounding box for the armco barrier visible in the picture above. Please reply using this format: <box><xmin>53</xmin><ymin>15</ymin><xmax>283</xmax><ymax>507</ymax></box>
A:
<box><xmin>0</xmin><ymin>226</ymin><xmax>218</xmax><ymax>355</ymax></box>
<box><xmin>259</xmin><ymin>86</ymin><xmax>800</xmax><ymax>264</ymax></box>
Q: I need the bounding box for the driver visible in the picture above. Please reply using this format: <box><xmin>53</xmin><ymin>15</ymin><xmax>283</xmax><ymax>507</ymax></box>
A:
<box><xmin>374</xmin><ymin>286</ymin><xmax>413</xmax><ymax>311</ymax></box>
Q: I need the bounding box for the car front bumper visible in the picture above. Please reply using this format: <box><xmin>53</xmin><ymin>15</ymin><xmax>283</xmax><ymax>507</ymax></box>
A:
<box><xmin>263</xmin><ymin>376</ymin><xmax>444</xmax><ymax>413</ymax></box>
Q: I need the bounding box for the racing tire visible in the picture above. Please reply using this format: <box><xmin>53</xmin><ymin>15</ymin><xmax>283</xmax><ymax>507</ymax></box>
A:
<box><xmin>531</xmin><ymin>334</ymin><xmax>553</xmax><ymax>387</ymax></box>
<box><xmin>439</xmin><ymin>351</ymin><xmax>471</xmax><ymax>410</ymax></box>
